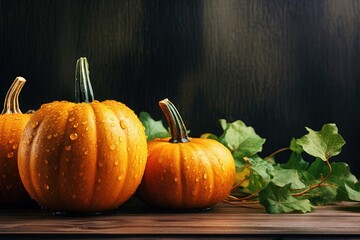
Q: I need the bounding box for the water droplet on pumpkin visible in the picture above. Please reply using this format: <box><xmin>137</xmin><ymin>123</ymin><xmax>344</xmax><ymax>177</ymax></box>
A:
<box><xmin>46</xmin><ymin>148</ymin><xmax>50</xmax><ymax>152</ymax></box>
<box><xmin>98</xmin><ymin>162</ymin><xmax>104</xmax><ymax>167</ymax></box>
<box><xmin>7</xmin><ymin>152</ymin><xmax>14</xmax><ymax>158</ymax></box>
<box><xmin>69</xmin><ymin>117</ymin><xmax>75</xmax><ymax>122</ymax></box>
<box><xmin>97</xmin><ymin>179</ymin><xmax>102</xmax><ymax>183</ymax></box>
<box><xmin>65</xmin><ymin>145</ymin><xmax>72</xmax><ymax>151</ymax></box>
<box><xmin>44</xmin><ymin>160</ymin><xmax>48</xmax><ymax>165</ymax></box>
<box><xmin>53</xmin><ymin>165</ymin><xmax>58</xmax><ymax>171</ymax></box>
<box><xmin>31</xmin><ymin>122</ymin><xmax>39</xmax><ymax>129</ymax></box>
<box><xmin>118</xmin><ymin>175</ymin><xmax>123</xmax><ymax>181</ymax></box>
<box><xmin>12</xmin><ymin>144</ymin><xmax>18</xmax><ymax>150</ymax></box>
<box><xmin>82</xmin><ymin>121</ymin><xmax>88</xmax><ymax>125</ymax></box>
<box><xmin>26</xmin><ymin>139</ymin><xmax>31</xmax><ymax>145</ymax></box>
<box><xmin>9</xmin><ymin>139</ymin><xmax>14</xmax><ymax>144</ymax></box>
<box><xmin>221</xmin><ymin>165</ymin><xmax>225</xmax><ymax>171</ymax></box>
<box><xmin>65</xmin><ymin>157</ymin><xmax>70</xmax><ymax>162</ymax></box>
<box><xmin>47</xmin><ymin>134</ymin><xmax>52</xmax><ymax>139</ymax></box>
<box><xmin>110</xmin><ymin>122</ymin><xmax>115</xmax><ymax>127</ymax></box>
<box><xmin>119</xmin><ymin>137</ymin><xmax>124</xmax><ymax>142</ymax></box>
<box><xmin>70</xmin><ymin>133</ymin><xmax>78</xmax><ymax>140</ymax></box>
<box><xmin>174</xmin><ymin>177</ymin><xmax>179</xmax><ymax>182</ymax></box>
<box><xmin>114</xmin><ymin>161</ymin><xmax>119</xmax><ymax>166</ymax></box>
<box><xmin>110</xmin><ymin>144</ymin><xmax>116</xmax><ymax>150</ymax></box>
<box><xmin>60</xmin><ymin>172</ymin><xmax>65</xmax><ymax>176</ymax></box>
<box><xmin>195</xmin><ymin>177</ymin><xmax>200</xmax><ymax>182</ymax></box>
<box><xmin>203</xmin><ymin>173</ymin><xmax>208</xmax><ymax>180</ymax></box>
<box><xmin>84</xmin><ymin>151</ymin><xmax>88</xmax><ymax>155</ymax></box>
<box><xmin>85</xmin><ymin>127</ymin><xmax>89</xmax><ymax>131</ymax></box>
<box><xmin>79</xmin><ymin>172</ymin><xmax>84</xmax><ymax>176</ymax></box>
<box><xmin>37</xmin><ymin>172</ymin><xmax>41</xmax><ymax>177</ymax></box>
<box><xmin>44</xmin><ymin>184</ymin><xmax>49</xmax><ymax>190</ymax></box>
<box><xmin>120</xmin><ymin>121</ymin><xmax>127</xmax><ymax>129</ymax></box>
<box><xmin>219</xmin><ymin>159</ymin><xmax>224</xmax><ymax>165</ymax></box>
<box><xmin>15</xmin><ymin>116</ymin><xmax>21</xmax><ymax>120</ymax></box>
<box><xmin>135</xmin><ymin>174</ymin><xmax>138</xmax><ymax>178</ymax></box>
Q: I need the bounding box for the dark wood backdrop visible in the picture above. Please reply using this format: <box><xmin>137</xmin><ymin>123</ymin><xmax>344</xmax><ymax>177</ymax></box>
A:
<box><xmin>1</xmin><ymin>0</ymin><xmax>360</xmax><ymax>175</ymax></box>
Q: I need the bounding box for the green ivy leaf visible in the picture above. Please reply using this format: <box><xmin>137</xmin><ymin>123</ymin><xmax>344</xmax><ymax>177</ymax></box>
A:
<box><xmin>139</xmin><ymin>112</ymin><xmax>170</xmax><ymax>141</ymax></box>
<box><xmin>200</xmin><ymin>133</ymin><xmax>219</xmax><ymax>141</ymax></box>
<box><xmin>337</xmin><ymin>182</ymin><xmax>360</xmax><ymax>201</ymax></box>
<box><xmin>296</xmin><ymin>124</ymin><xmax>345</xmax><ymax>161</ymax></box>
<box><xmin>307</xmin><ymin>158</ymin><xmax>326</xmax><ymax>177</ymax></box>
<box><xmin>218</xmin><ymin>119</ymin><xmax>265</xmax><ymax>160</ymax></box>
<box><xmin>326</xmin><ymin>162</ymin><xmax>358</xmax><ymax>187</ymax></box>
<box><xmin>259</xmin><ymin>182</ymin><xmax>315</xmax><ymax>214</ymax></box>
<box><xmin>307</xmin><ymin>160</ymin><xmax>357</xmax><ymax>187</ymax></box>
<box><xmin>244</xmin><ymin>156</ymin><xmax>274</xmax><ymax>192</ymax></box>
<box><xmin>305</xmin><ymin>160</ymin><xmax>358</xmax><ymax>205</ymax></box>
<box><xmin>344</xmin><ymin>184</ymin><xmax>360</xmax><ymax>201</ymax></box>
<box><xmin>289</xmin><ymin>138</ymin><xmax>303</xmax><ymax>153</ymax></box>
<box><xmin>281</xmin><ymin>152</ymin><xmax>309</xmax><ymax>171</ymax></box>
<box><xmin>271</xmin><ymin>166</ymin><xmax>306</xmax><ymax>189</ymax></box>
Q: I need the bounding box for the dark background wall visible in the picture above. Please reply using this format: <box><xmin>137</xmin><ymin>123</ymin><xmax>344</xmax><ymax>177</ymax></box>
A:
<box><xmin>1</xmin><ymin>0</ymin><xmax>360</xmax><ymax>175</ymax></box>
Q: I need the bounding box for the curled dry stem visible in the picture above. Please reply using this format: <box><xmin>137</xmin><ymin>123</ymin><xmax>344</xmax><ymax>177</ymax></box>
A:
<box><xmin>224</xmin><ymin>157</ymin><xmax>260</xmax><ymax>205</ymax></box>
<box><xmin>264</xmin><ymin>147</ymin><xmax>290</xmax><ymax>160</ymax></box>
<box><xmin>223</xmin><ymin>199</ymin><xmax>260</xmax><ymax>206</ymax></box>
<box><xmin>292</xmin><ymin>159</ymin><xmax>332</xmax><ymax>197</ymax></box>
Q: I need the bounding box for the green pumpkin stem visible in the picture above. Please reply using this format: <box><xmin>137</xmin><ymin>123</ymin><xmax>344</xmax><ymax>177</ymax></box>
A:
<box><xmin>1</xmin><ymin>77</ymin><xmax>26</xmax><ymax>114</ymax></box>
<box><xmin>75</xmin><ymin>57</ymin><xmax>94</xmax><ymax>103</ymax></box>
<box><xmin>159</xmin><ymin>98</ymin><xmax>190</xmax><ymax>143</ymax></box>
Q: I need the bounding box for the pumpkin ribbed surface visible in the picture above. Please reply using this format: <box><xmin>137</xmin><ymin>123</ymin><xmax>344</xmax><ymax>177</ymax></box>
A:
<box><xmin>139</xmin><ymin>137</ymin><xmax>235</xmax><ymax>209</ymax></box>
<box><xmin>18</xmin><ymin>100</ymin><xmax>147</xmax><ymax>212</ymax></box>
<box><xmin>0</xmin><ymin>113</ymin><xmax>31</xmax><ymax>204</ymax></box>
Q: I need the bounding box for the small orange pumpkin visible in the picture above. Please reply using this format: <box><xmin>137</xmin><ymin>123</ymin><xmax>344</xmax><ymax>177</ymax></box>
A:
<box><xmin>18</xmin><ymin>58</ymin><xmax>147</xmax><ymax>213</ymax></box>
<box><xmin>0</xmin><ymin>77</ymin><xmax>32</xmax><ymax>205</ymax></box>
<box><xmin>137</xmin><ymin>99</ymin><xmax>235</xmax><ymax>210</ymax></box>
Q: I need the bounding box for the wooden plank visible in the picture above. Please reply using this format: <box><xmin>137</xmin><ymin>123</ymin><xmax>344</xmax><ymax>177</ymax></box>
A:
<box><xmin>0</xmin><ymin>202</ymin><xmax>360</xmax><ymax>237</ymax></box>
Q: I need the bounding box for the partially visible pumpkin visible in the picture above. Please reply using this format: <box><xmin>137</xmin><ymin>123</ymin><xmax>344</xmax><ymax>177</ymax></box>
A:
<box><xmin>18</xmin><ymin>58</ymin><xmax>147</xmax><ymax>213</ymax></box>
<box><xmin>137</xmin><ymin>98</ymin><xmax>235</xmax><ymax>210</ymax></box>
<box><xmin>0</xmin><ymin>77</ymin><xmax>32</xmax><ymax>204</ymax></box>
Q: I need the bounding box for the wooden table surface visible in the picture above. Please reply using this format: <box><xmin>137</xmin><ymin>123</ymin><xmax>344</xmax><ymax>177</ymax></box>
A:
<box><xmin>1</xmin><ymin>201</ymin><xmax>360</xmax><ymax>239</ymax></box>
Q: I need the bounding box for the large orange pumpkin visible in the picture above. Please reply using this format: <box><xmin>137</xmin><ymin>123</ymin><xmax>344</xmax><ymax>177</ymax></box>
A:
<box><xmin>0</xmin><ymin>77</ymin><xmax>32</xmax><ymax>205</ymax></box>
<box><xmin>137</xmin><ymin>99</ymin><xmax>235</xmax><ymax>210</ymax></box>
<box><xmin>18</xmin><ymin>58</ymin><xmax>147</xmax><ymax>213</ymax></box>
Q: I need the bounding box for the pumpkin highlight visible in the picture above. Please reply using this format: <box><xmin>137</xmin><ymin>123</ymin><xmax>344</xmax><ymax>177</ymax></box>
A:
<box><xmin>137</xmin><ymin>98</ymin><xmax>235</xmax><ymax>210</ymax></box>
